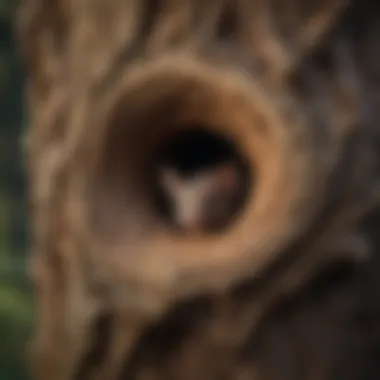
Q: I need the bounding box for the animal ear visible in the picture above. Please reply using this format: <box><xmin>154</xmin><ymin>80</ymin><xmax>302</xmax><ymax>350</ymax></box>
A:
<box><xmin>236</xmin><ymin>0</ymin><xmax>347</xmax><ymax>79</ymax></box>
<box><xmin>159</xmin><ymin>167</ymin><xmax>181</xmax><ymax>193</ymax></box>
<box><xmin>216</xmin><ymin>163</ymin><xmax>239</xmax><ymax>192</ymax></box>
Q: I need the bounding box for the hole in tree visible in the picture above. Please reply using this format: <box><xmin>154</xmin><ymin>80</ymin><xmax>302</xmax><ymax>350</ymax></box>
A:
<box><xmin>151</xmin><ymin>127</ymin><xmax>252</xmax><ymax>234</ymax></box>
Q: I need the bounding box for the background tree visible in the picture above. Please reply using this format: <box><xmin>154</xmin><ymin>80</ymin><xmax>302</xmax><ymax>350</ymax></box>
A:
<box><xmin>0</xmin><ymin>0</ymin><xmax>33</xmax><ymax>379</ymax></box>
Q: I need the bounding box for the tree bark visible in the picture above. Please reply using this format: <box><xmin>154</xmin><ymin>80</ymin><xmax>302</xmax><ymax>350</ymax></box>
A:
<box><xmin>16</xmin><ymin>1</ymin><xmax>380</xmax><ymax>379</ymax></box>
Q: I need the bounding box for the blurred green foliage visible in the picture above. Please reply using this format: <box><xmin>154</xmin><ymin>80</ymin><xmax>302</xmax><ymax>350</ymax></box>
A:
<box><xmin>0</xmin><ymin>0</ymin><xmax>33</xmax><ymax>379</ymax></box>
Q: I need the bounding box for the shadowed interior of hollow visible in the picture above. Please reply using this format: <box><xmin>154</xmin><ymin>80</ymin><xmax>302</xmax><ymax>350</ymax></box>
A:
<box><xmin>91</xmin><ymin>121</ymin><xmax>253</xmax><ymax>240</ymax></box>
<box><xmin>150</xmin><ymin>127</ymin><xmax>252</xmax><ymax>234</ymax></box>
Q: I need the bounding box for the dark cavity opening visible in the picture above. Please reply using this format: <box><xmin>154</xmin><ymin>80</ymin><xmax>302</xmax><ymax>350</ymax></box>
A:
<box><xmin>151</xmin><ymin>128</ymin><xmax>252</xmax><ymax>234</ymax></box>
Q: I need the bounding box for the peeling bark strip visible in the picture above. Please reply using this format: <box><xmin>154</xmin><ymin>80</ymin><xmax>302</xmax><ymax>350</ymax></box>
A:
<box><xmin>16</xmin><ymin>1</ymin><xmax>380</xmax><ymax>380</ymax></box>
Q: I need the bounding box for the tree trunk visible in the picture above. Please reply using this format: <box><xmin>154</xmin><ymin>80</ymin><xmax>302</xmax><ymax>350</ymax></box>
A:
<box><xmin>16</xmin><ymin>1</ymin><xmax>380</xmax><ymax>379</ymax></box>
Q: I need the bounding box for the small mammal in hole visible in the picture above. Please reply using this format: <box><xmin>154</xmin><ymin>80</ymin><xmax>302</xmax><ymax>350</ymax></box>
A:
<box><xmin>159</xmin><ymin>162</ymin><xmax>243</xmax><ymax>233</ymax></box>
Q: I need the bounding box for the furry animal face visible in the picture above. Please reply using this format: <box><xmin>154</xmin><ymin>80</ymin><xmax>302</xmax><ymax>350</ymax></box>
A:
<box><xmin>159</xmin><ymin>162</ymin><xmax>241</xmax><ymax>232</ymax></box>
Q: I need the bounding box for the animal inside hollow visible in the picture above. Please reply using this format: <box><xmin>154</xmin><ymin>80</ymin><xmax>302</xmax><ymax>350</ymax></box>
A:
<box><xmin>159</xmin><ymin>161</ymin><xmax>244</xmax><ymax>233</ymax></box>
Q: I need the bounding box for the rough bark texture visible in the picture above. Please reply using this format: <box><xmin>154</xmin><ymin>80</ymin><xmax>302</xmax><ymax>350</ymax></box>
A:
<box><xmin>16</xmin><ymin>0</ymin><xmax>380</xmax><ymax>379</ymax></box>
